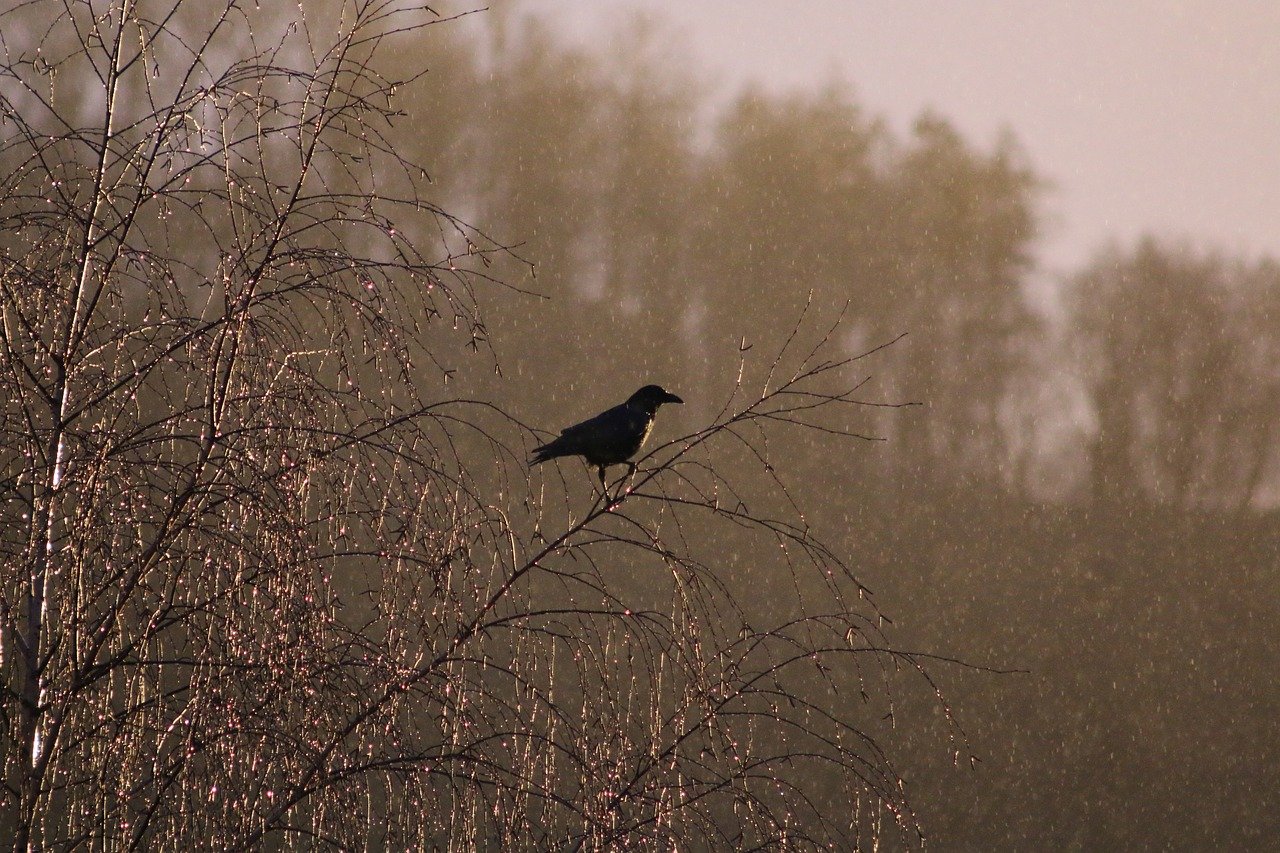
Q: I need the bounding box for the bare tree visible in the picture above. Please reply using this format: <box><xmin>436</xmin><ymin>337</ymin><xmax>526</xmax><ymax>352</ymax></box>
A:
<box><xmin>1</xmin><ymin>1</ymin><xmax>948</xmax><ymax>848</ymax></box>
<box><xmin>0</xmin><ymin>1</ymin><xmax>502</xmax><ymax>845</ymax></box>
<box><xmin>1067</xmin><ymin>238</ymin><xmax>1280</xmax><ymax>510</ymax></box>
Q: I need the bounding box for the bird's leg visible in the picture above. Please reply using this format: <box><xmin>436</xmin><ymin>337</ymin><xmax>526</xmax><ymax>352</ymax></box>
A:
<box><xmin>624</xmin><ymin>462</ymin><xmax>638</xmax><ymax>494</ymax></box>
<box><xmin>599</xmin><ymin>466</ymin><xmax>619</xmax><ymax>504</ymax></box>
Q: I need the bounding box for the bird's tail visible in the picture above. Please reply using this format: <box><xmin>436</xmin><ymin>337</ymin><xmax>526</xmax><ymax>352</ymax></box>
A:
<box><xmin>529</xmin><ymin>443</ymin><xmax>555</xmax><ymax>466</ymax></box>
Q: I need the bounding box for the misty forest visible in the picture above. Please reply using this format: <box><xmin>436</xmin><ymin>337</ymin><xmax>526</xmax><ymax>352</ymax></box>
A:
<box><xmin>2</xmin><ymin>2</ymin><xmax>1277</xmax><ymax>850</ymax></box>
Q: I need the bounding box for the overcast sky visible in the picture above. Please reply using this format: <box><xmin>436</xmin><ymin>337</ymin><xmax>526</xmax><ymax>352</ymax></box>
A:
<box><xmin>513</xmin><ymin>1</ymin><xmax>1280</xmax><ymax>276</ymax></box>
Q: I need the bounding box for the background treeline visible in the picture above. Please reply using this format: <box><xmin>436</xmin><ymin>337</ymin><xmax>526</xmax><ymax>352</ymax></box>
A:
<box><xmin>400</xmin><ymin>16</ymin><xmax>1280</xmax><ymax>508</ymax></box>
<box><xmin>391</xmin><ymin>14</ymin><xmax>1280</xmax><ymax>848</ymax></box>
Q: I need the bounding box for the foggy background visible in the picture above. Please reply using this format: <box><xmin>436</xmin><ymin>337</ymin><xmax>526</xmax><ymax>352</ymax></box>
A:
<box><xmin>424</xmin><ymin>2</ymin><xmax>1280</xmax><ymax>847</ymax></box>
<box><xmin>3</xmin><ymin>0</ymin><xmax>1275</xmax><ymax>846</ymax></box>
<box><xmin>531</xmin><ymin>0</ymin><xmax>1280</xmax><ymax>276</ymax></box>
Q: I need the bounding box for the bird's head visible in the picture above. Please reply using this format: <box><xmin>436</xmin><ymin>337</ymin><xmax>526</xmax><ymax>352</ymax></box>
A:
<box><xmin>627</xmin><ymin>384</ymin><xmax>684</xmax><ymax>413</ymax></box>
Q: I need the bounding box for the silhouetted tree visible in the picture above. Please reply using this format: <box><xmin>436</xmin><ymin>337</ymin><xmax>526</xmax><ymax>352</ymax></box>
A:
<box><xmin>888</xmin><ymin>115</ymin><xmax>1040</xmax><ymax>477</ymax></box>
<box><xmin>693</xmin><ymin>84</ymin><xmax>889</xmax><ymax>389</ymax></box>
<box><xmin>1067</xmin><ymin>238</ymin><xmax>1277</xmax><ymax>508</ymax></box>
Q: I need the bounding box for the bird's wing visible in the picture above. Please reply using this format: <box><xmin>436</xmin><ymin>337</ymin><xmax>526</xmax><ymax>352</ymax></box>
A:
<box><xmin>557</xmin><ymin>403</ymin><xmax>631</xmax><ymax>443</ymax></box>
<box><xmin>532</xmin><ymin>402</ymin><xmax>653</xmax><ymax>466</ymax></box>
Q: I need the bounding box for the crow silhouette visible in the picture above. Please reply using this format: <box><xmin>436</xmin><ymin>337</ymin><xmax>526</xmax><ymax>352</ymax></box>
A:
<box><xmin>531</xmin><ymin>384</ymin><xmax>683</xmax><ymax>490</ymax></box>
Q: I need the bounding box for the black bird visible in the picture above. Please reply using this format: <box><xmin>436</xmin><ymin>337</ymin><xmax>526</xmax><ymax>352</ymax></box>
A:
<box><xmin>531</xmin><ymin>384</ymin><xmax>684</xmax><ymax>490</ymax></box>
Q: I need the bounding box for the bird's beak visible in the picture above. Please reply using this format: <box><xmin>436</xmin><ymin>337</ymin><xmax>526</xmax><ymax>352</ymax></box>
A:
<box><xmin>665</xmin><ymin>392</ymin><xmax>684</xmax><ymax>405</ymax></box>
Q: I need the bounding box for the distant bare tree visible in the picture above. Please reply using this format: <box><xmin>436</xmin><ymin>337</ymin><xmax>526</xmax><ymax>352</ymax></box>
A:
<box><xmin>1068</xmin><ymin>238</ymin><xmax>1280</xmax><ymax>510</ymax></box>
<box><xmin>1</xmin><ymin>1</ymin><xmax>945</xmax><ymax>848</ymax></box>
